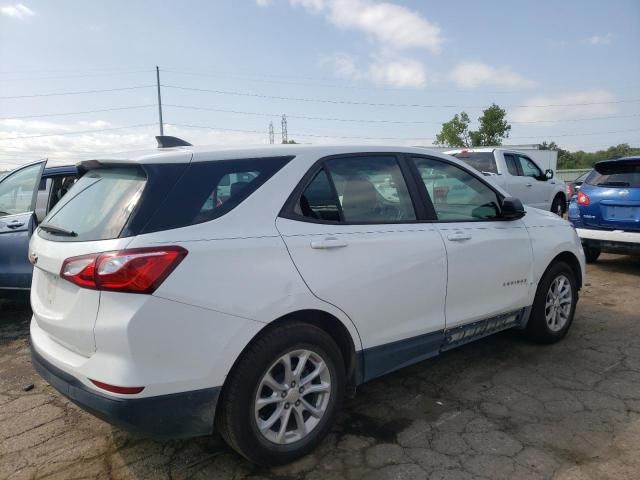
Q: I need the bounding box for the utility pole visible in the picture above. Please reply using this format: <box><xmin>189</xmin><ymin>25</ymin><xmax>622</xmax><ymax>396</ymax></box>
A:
<box><xmin>156</xmin><ymin>66</ymin><xmax>164</xmax><ymax>136</ymax></box>
<box><xmin>281</xmin><ymin>114</ymin><xmax>288</xmax><ymax>144</ymax></box>
<box><xmin>268</xmin><ymin>122</ymin><xmax>275</xmax><ymax>144</ymax></box>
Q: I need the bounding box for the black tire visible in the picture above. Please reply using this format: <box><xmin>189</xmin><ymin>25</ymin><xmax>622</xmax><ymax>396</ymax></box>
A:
<box><xmin>584</xmin><ymin>247</ymin><xmax>601</xmax><ymax>263</ymax></box>
<box><xmin>216</xmin><ymin>321</ymin><xmax>345</xmax><ymax>466</ymax></box>
<box><xmin>551</xmin><ymin>195</ymin><xmax>565</xmax><ymax>217</ymax></box>
<box><xmin>525</xmin><ymin>261</ymin><xmax>578</xmax><ymax>344</ymax></box>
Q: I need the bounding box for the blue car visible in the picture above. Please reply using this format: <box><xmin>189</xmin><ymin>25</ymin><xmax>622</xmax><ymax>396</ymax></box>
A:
<box><xmin>568</xmin><ymin>156</ymin><xmax>640</xmax><ymax>262</ymax></box>
<box><xmin>0</xmin><ymin>161</ymin><xmax>79</xmax><ymax>294</ymax></box>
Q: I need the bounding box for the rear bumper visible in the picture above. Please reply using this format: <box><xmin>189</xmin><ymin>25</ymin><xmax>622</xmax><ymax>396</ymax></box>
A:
<box><xmin>31</xmin><ymin>344</ymin><xmax>220</xmax><ymax>439</ymax></box>
<box><xmin>576</xmin><ymin>227</ymin><xmax>640</xmax><ymax>253</ymax></box>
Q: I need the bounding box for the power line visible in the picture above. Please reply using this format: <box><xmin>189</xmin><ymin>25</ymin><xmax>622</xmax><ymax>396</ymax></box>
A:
<box><xmin>0</xmin><ymin>69</ymin><xmax>154</xmax><ymax>82</ymax></box>
<box><xmin>164</xmin><ymin>103</ymin><xmax>640</xmax><ymax>125</ymax></box>
<box><xmin>0</xmin><ymin>124</ymin><xmax>155</xmax><ymax>141</ymax></box>
<box><xmin>0</xmin><ymin>105</ymin><xmax>155</xmax><ymax>120</ymax></box>
<box><xmin>162</xmin><ymin>84</ymin><xmax>640</xmax><ymax>109</ymax></box>
<box><xmin>0</xmin><ymin>85</ymin><xmax>155</xmax><ymax>100</ymax></box>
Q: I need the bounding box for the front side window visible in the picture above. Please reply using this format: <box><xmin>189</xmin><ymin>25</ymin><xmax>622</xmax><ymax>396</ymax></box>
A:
<box><xmin>517</xmin><ymin>155</ymin><xmax>543</xmax><ymax>179</ymax></box>
<box><xmin>412</xmin><ymin>157</ymin><xmax>501</xmax><ymax>221</ymax></box>
<box><xmin>0</xmin><ymin>162</ymin><xmax>44</xmax><ymax>217</ymax></box>
<box><xmin>296</xmin><ymin>155</ymin><xmax>416</xmax><ymax>223</ymax></box>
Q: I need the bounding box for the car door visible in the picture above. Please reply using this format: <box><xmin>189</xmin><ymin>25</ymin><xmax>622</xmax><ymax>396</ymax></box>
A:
<box><xmin>501</xmin><ymin>153</ymin><xmax>536</xmax><ymax>205</ymax></box>
<box><xmin>276</xmin><ymin>153</ymin><xmax>448</xmax><ymax>381</ymax></box>
<box><xmin>409</xmin><ymin>155</ymin><xmax>533</xmax><ymax>330</ymax></box>
<box><xmin>0</xmin><ymin>160</ymin><xmax>47</xmax><ymax>290</ymax></box>
<box><xmin>515</xmin><ymin>154</ymin><xmax>554</xmax><ymax>209</ymax></box>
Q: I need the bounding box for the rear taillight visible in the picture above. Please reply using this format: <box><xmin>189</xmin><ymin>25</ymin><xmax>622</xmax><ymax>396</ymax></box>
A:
<box><xmin>577</xmin><ymin>191</ymin><xmax>590</xmax><ymax>206</ymax></box>
<box><xmin>565</xmin><ymin>184</ymin><xmax>574</xmax><ymax>197</ymax></box>
<box><xmin>60</xmin><ymin>246</ymin><xmax>187</xmax><ymax>294</ymax></box>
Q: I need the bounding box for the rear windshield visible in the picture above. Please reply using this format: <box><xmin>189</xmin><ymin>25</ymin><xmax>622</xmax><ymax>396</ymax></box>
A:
<box><xmin>40</xmin><ymin>167</ymin><xmax>146</xmax><ymax>242</ymax></box>
<box><xmin>586</xmin><ymin>161</ymin><xmax>640</xmax><ymax>188</ymax></box>
<box><xmin>451</xmin><ymin>152</ymin><xmax>498</xmax><ymax>175</ymax></box>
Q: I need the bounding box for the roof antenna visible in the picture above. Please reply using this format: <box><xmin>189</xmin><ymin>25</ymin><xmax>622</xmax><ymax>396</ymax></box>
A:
<box><xmin>156</xmin><ymin>136</ymin><xmax>192</xmax><ymax>148</ymax></box>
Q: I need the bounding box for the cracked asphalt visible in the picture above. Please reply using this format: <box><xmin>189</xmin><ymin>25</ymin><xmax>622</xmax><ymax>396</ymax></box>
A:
<box><xmin>1</xmin><ymin>253</ymin><xmax>639</xmax><ymax>480</ymax></box>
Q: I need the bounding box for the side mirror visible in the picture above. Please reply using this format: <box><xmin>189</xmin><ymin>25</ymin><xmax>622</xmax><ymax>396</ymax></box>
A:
<box><xmin>501</xmin><ymin>197</ymin><xmax>526</xmax><ymax>220</ymax></box>
<box><xmin>545</xmin><ymin>169</ymin><xmax>554</xmax><ymax>179</ymax></box>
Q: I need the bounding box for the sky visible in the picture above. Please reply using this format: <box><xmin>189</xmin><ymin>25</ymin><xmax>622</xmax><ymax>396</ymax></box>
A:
<box><xmin>0</xmin><ymin>0</ymin><xmax>639</xmax><ymax>170</ymax></box>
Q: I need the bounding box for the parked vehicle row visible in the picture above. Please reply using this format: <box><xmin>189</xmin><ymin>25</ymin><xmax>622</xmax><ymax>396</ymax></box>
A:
<box><xmin>568</xmin><ymin>157</ymin><xmax>640</xmax><ymax>262</ymax></box>
<box><xmin>27</xmin><ymin>142</ymin><xmax>585</xmax><ymax>465</ymax></box>
<box><xmin>446</xmin><ymin>148</ymin><xmax>567</xmax><ymax>216</ymax></box>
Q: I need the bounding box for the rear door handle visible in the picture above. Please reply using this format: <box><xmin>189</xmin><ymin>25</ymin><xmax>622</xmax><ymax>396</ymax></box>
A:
<box><xmin>6</xmin><ymin>220</ymin><xmax>25</xmax><ymax>229</ymax></box>
<box><xmin>447</xmin><ymin>232</ymin><xmax>472</xmax><ymax>242</ymax></box>
<box><xmin>311</xmin><ymin>237</ymin><xmax>348</xmax><ymax>249</ymax></box>
<box><xmin>526</xmin><ymin>183</ymin><xmax>533</xmax><ymax>187</ymax></box>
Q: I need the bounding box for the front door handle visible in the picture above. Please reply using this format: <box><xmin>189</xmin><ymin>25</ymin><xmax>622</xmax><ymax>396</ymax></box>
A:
<box><xmin>310</xmin><ymin>237</ymin><xmax>348</xmax><ymax>249</ymax></box>
<box><xmin>6</xmin><ymin>220</ymin><xmax>25</xmax><ymax>229</ymax></box>
<box><xmin>526</xmin><ymin>183</ymin><xmax>533</xmax><ymax>187</ymax></box>
<box><xmin>447</xmin><ymin>232</ymin><xmax>472</xmax><ymax>242</ymax></box>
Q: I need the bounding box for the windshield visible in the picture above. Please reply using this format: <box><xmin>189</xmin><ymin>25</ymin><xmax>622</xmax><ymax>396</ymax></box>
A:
<box><xmin>40</xmin><ymin>167</ymin><xmax>146</xmax><ymax>242</ymax></box>
<box><xmin>452</xmin><ymin>152</ymin><xmax>498</xmax><ymax>175</ymax></box>
<box><xmin>586</xmin><ymin>162</ymin><xmax>640</xmax><ymax>188</ymax></box>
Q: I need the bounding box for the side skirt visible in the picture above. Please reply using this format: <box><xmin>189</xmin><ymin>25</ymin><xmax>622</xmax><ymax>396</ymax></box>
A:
<box><xmin>358</xmin><ymin>309</ymin><xmax>526</xmax><ymax>384</ymax></box>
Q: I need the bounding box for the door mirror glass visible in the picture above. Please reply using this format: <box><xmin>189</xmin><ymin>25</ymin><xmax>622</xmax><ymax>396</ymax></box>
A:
<box><xmin>0</xmin><ymin>162</ymin><xmax>45</xmax><ymax>218</ymax></box>
<box><xmin>545</xmin><ymin>169</ymin><xmax>554</xmax><ymax>179</ymax></box>
<box><xmin>500</xmin><ymin>197</ymin><xmax>526</xmax><ymax>220</ymax></box>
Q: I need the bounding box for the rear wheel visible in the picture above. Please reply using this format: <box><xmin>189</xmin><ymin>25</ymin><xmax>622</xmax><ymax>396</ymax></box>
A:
<box><xmin>584</xmin><ymin>247</ymin><xmax>601</xmax><ymax>263</ymax></box>
<box><xmin>525</xmin><ymin>261</ymin><xmax>577</xmax><ymax>344</ymax></box>
<box><xmin>216</xmin><ymin>322</ymin><xmax>344</xmax><ymax>466</ymax></box>
<box><xmin>551</xmin><ymin>195</ymin><xmax>565</xmax><ymax>217</ymax></box>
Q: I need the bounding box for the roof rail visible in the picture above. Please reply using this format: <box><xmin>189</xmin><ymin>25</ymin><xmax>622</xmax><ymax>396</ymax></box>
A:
<box><xmin>156</xmin><ymin>136</ymin><xmax>192</xmax><ymax>148</ymax></box>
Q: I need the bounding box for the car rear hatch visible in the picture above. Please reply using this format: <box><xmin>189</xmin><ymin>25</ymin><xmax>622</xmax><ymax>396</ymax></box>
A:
<box><xmin>30</xmin><ymin>165</ymin><xmax>151</xmax><ymax>357</ymax></box>
<box><xmin>578</xmin><ymin>158</ymin><xmax>640</xmax><ymax>231</ymax></box>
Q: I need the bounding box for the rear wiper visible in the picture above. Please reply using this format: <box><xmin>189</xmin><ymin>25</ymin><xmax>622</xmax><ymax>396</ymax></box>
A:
<box><xmin>39</xmin><ymin>222</ymin><xmax>77</xmax><ymax>237</ymax></box>
<box><xmin>597</xmin><ymin>181</ymin><xmax>630</xmax><ymax>187</ymax></box>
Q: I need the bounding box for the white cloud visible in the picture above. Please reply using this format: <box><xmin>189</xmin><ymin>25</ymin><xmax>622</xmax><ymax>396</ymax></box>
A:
<box><xmin>319</xmin><ymin>53</ymin><xmax>363</xmax><ymax>80</ymax></box>
<box><xmin>510</xmin><ymin>89</ymin><xmax>618</xmax><ymax>123</ymax></box>
<box><xmin>0</xmin><ymin>3</ymin><xmax>34</xmax><ymax>19</ymax></box>
<box><xmin>255</xmin><ymin>0</ymin><xmax>273</xmax><ymax>7</ymax></box>
<box><xmin>586</xmin><ymin>33</ymin><xmax>614</xmax><ymax>45</ymax></box>
<box><xmin>450</xmin><ymin>62</ymin><xmax>535</xmax><ymax>89</ymax></box>
<box><xmin>0</xmin><ymin>121</ymin><xmax>271</xmax><ymax>171</ymax></box>
<box><xmin>368</xmin><ymin>58</ymin><xmax>427</xmax><ymax>88</ymax></box>
<box><xmin>290</xmin><ymin>0</ymin><xmax>442</xmax><ymax>53</ymax></box>
<box><xmin>320</xmin><ymin>53</ymin><xmax>427</xmax><ymax>87</ymax></box>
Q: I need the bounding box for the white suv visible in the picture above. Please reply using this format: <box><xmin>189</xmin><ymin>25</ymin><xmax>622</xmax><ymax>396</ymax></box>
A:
<box><xmin>29</xmin><ymin>143</ymin><xmax>585</xmax><ymax>465</ymax></box>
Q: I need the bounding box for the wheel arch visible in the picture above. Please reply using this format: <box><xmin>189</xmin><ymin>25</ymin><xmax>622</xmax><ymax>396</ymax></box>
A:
<box><xmin>549</xmin><ymin>251</ymin><xmax>583</xmax><ymax>289</ymax></box>
<box><xmin>222</xmin><ymin>309</ymin><xmax>361</xmax><ymax>398</ymax></box>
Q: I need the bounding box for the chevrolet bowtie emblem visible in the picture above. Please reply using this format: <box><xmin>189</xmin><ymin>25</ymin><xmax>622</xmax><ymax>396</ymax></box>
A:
<box><xmin>29</xmin><ymin>251</ymin><xmax>38</xmax><ymax>265</ymax></box>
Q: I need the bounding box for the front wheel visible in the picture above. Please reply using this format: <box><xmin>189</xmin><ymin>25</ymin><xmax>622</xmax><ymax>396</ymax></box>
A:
<box><xmin>216</xmin><ymin>322</ymin><xmax>345</xmax><ymax>465</ymax></box>
<box><xmin>525</xmin><ymin>261</ymin><xmax>577</xmax><ymax>344</ymax></box>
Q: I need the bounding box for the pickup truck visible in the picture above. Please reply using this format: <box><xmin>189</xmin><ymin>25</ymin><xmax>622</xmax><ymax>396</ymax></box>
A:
<box><xmin>446</xmin><ymin>148</ymin><xmax>567</xmax><ymax>215</ymax></box>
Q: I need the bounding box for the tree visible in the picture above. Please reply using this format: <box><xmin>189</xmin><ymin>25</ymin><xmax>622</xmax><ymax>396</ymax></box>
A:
<box><xmin>470</xmin><ymin>103</ymin><xmax>511</xmax><ymax>146</ymax></box>
<box><xmin>282</xmin><ymin>139</ymin><xmax>298</xmax><ymax>144</ymax></box>
<box><xmin>541</xmin><ymin>141</ymin><xmax>640</xmax><ymax>169</ymax></box>
<box><xmin>433</xmin><ymin>112</ymin><xmax>472</xmax><ymax>147</ymax></box>
<box><xmin>434</xmin><ymin>104</ymin><xmax>511</xmax><ymax>147</ymax></box>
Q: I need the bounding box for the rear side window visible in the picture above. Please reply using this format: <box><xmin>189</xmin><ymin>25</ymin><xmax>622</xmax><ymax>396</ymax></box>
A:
<box><xmin>503</xmin><ymin>154</ymin><xmax>520</xmax><ymax>176</ymax></box>
<box><xmin>452</xmin><ymin>152</ymin><xmax>498</xmax><ymax>175</ymax></box>
<box><xmin>295</xmin><ymin>155</ymin><xmax>416</xmax><ymax>223</ymax></box>
<box><xmin>40</xmin><ymin>168</ymin><xmax>146</xmax><ymax>242</ymax></box>
<box><xmin>141</xmin><ymin>156</ymin><xmax>293</xmax><ymax>233</ymax></box>
<box><xmin>586</xmin><ymin>161</ymin><xmax>640</xmax><ymax>188</ymax></box>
